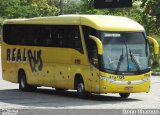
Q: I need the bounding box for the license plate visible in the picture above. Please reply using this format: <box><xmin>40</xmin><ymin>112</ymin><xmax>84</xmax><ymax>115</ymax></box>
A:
<box><xmin>124</xmin><ymin>86</ymin><xmax>133</xmax><ymax>91</ymax></box>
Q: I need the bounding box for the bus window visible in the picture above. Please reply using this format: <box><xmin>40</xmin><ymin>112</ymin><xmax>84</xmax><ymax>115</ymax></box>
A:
<box><xmin>82</xmin><ymin>26</ymin><xmax>98</xmax><ymax>67</ymax></box>
<box><xmin>3</xmin><ymin>25</ymin><xmax>83</xmax><ymax>53</ymax></box>
<box><xmin>51</xmin><ymin>26</ymin><xmax>83</xmax><ymax>53</ymax></box>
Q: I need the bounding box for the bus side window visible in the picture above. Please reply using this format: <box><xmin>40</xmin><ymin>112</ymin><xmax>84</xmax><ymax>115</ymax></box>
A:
<box><xmin>25</xmin><ymin>25</ymin><xmax>37</xmax><ymax>46</ymax></box>
<box><xmin>4</xmin><ymin>25</ymin><xmax>26</xmax><ymax>45</ymax></box>
<box><xmin>63</xmin><ymin>26</ymin><xmax>83</xmax><ymax>53</ymax></box>
<box><xmin>51</xmin><ymin>26</ymin><xmax>83</xmax><ymax>53</ymax></box>
<box><xmin>3</xmin><ymin>24</ymin><xmax>83</xmax><ymax>53</ymax></box>
<box><xmin>54</xmin><ymin>27</ymin><xmax>67</xmax><ymax>48</ymax></box>
<box><xmin>72</xmin><ymin>27</ymin><xmax>83</xmax><ymax>53</ymax></box>
<box><xmin>82</xmin><ymin>26</ymin><xmax>98</xmax><ymax>67</ymax></box>
<box><xmin>50</xmin><ymin>27</ymin><xmax>59</xmax><ymax>47</ymax></box>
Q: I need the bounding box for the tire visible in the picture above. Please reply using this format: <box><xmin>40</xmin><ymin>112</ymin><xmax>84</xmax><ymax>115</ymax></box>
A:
<box><xmin>29</xmin><ymin>85</ymin><xmax>37</xmax><ymax>91</ymax></box>
<box><xmin>77</xmin><ymin>79</ymin><xmax>90</xmax><ymax>99</ymax></box>
<box><xmin>55</xmin><ymin>88</ymin><xmax>67</xmax><ymax>92</ymax></box>
<box><xmin>19</xmin><ymin>71</ymin><xmax>37</xmax><ymax>91</ymax></box>
<box><xmin>119</xmin><ymin>93</ymin><xmax>130</xmax><ymax>99</ymax></box>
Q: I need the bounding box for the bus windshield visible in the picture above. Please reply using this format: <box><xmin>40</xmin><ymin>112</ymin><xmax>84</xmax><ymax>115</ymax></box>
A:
<box><xmin>101</xmin><ymin>32</ymin><xmax>150</xmax><ymax>74</ymax></box>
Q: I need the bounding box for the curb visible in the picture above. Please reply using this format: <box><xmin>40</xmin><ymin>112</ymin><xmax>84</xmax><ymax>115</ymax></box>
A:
<box><xmin>151</xmin><ymin>71</ymin><xmax>160</xmax><ymax>76</ymax></box>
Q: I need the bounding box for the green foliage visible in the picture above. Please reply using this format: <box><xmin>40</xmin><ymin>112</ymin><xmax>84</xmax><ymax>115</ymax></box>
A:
<box><xmin>151</xmin><ymin>35</ymin><xmax>160</xmax><ymax>70</ymax></box>
<box><xmin>139</xmin><ymin>0</ymin><xmax>159</xmax><ymax>36</ymax></box>
<box><xmin>63</xmin><ymin>0</ymin><xmax>159</xmax><ymax>36</ymax></box>
<box><xmin>0</xmin><ymin>18</ymin><xmax>2</xmax><ymax>44</ymax></box>
<box><xmin>63</xmin><ymin>0</ymin><xmax>82</xmax><ymax>14</ymax></box>
<box><xmin>30</xmin><ymin>0</ymin><xmax>58</xmax><ymax>16</ymax></box>
<box><xmin>0</xmin><ymin>0</ymin><xmax>57</xmax><ymax>18</ymax></box>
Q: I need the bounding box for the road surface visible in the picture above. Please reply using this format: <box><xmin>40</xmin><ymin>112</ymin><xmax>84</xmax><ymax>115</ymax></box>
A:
<box><xmin>0</xmin><ymin>48</ymin><xmax>160</xmax><ymax>115</ymax></box>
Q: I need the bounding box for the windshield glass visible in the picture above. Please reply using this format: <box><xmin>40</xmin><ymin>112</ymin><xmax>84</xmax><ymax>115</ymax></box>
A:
<box><xmin>101</xmin><ymin>32</ymin><xmax>150</xmax><ymax>74</ymax></box>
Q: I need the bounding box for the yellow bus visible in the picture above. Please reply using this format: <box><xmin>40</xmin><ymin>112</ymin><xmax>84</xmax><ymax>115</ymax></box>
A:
<box><xmin>0</xmin><ymin>25</ymin><xmax>2</xmax><ymax>43</ymax></box>
<box><xmin>1</xmin><ymin>15</ymin><xmax>159</xmax><ymax>98</ymax></box>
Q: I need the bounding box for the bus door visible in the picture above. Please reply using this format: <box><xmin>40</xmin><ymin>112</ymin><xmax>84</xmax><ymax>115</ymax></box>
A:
<box><xmin>90</xmin><ymin>63</ymin><xmax>100</xmax><ymax>93</ymax></box>
<box><xmin>85</xmin><ymin>38</ymin><xmax>100</xmax><ymax>93</ymax></box>
<box><xmin>82</xmin><ymin>26</ymin><xmax>100</xmax><ymax>93</ymax></box>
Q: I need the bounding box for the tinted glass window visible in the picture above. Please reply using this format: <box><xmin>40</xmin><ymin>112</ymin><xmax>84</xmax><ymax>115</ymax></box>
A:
<box><xmin>101</xmin><ymin>32</ymin><xmax>149</xmax><ymax>73</ymax></box>
<box><xmin>82</xmin><ymin>26</ymin><xmax>98</xmax><ymax>66</ymax></box>
<box><xmin>3</xmin><ymin>24</ymin><xmax>83</xmax><ymax>53</ymax></box>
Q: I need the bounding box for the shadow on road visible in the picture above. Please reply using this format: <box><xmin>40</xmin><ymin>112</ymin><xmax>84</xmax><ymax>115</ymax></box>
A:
<box><xmin>36</xmin><ymin>88</ymin><xmax>140</xmax><ymax>102</ymax></box>
<box><xmin>0</xmin><ymin>88</ymin><xmax>141</xmax><ymax>108</ymax></box>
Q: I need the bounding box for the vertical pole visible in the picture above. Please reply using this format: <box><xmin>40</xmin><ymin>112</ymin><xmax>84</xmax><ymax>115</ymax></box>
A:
<box><xmin>59</xmin><ymin>0</ymin><xmax>64</xmax><ymax>15</ymax></box>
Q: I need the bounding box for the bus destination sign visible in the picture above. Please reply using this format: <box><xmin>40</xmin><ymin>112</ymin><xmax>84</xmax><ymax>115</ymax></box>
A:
<box><xmin>94</xmin><ymin>0</ymin><xmax>132</xmax><ymax>9</ymax></box>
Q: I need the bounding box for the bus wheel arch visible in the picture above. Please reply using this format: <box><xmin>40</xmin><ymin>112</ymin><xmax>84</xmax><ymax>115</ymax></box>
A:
<box><xmin>18</xmin><ymin>69</ymin><xmax>37</xmax><ymax>91</ymax></box>
<box><xmin>74</xmin><ymin>74</ymin><xmax>90</xmax><ymax>98</ymax></box>
<box><xmin>74</xmin><ymin>74</ymin><xmax>83</xmax><ymax>90</ymax></box>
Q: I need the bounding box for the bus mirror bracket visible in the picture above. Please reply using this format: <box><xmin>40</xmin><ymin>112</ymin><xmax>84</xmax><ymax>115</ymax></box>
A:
<box><xmin>147</xmin><ymin>36</ymin><xmax>159</xmax><ymax>56</ymax></box>
<box><xmin>89</xmin><ymin>35</ymin><xmax>103</xmax><ymax>55</ymax></box>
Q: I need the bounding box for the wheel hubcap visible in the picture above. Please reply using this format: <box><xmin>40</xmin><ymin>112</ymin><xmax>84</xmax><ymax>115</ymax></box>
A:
<box><xmin>78</xmin><ymin>84</ymin><xmax>83</xmax><ymax>93</ymax></box>
<box><xmin>21</xmin><ymin>77</ymin><xmax>25</xmax><ymax>88</ymax></box>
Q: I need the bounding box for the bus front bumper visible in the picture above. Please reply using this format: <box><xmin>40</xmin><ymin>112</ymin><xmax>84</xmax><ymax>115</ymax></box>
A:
<box><xmin>99</xmin><ymin>76</ymin><xmax>150</xmax><ymax>93</ymax></box>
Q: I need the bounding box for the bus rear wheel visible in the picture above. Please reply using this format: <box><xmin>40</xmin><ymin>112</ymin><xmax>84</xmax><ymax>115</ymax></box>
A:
<box><xmin>19</xmin><ymin>71</ymin><xmax>37</xmax><ymax>91</ymax></box>
<box><xmin>119</xmin><ymin>93</ymin><xmax>130</xmax><ymax>99</ymax></box>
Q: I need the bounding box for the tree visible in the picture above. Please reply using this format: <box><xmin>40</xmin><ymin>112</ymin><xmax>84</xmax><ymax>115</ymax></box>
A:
<box><xmin>0</xmin><ymin>0</ymin><xmax>58</xmax><ymax>18</ymax></box>
<box><xmin>142</xmin><ymin>0</ymin><xmax>160</xmax><ymax>35</ymax></box>
<box><xmin>30</xmin><ymin>0</ymin><xmax>58</xmax><ymax>16</ymax></box>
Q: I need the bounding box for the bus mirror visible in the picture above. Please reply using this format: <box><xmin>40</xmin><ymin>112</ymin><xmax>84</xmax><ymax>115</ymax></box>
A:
<box><xmin>147</xmin><ymin>36</ymin><xmax>159</xmax><ymax>55</ymax></box>
<box><xmin>91</xmin><ymin>58</ymin><xmax>99</xmax><ymax>68</ymax></box>
<box><xmin>89</xmin><ymin>35</ymin><xmax>103</xmax><ymax>55</ymax></box>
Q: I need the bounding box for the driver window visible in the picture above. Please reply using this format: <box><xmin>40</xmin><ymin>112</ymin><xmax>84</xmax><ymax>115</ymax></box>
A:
<box><xmin>82</xmin><ymin>26</ymin><xmax>98</xmax><ymax>67</ymax></box>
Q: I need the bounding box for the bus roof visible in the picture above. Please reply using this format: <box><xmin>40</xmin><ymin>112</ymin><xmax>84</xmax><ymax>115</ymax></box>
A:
<box><xmin>3</xmin><ymin>15</ymin><xmax>144</xmax><ymax>31</ymax></box>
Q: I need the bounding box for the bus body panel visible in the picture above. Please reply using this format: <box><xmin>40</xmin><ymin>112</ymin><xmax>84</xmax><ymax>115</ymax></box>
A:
<box><xmin>99</xmin><ymin>72</ymin><xmax>151</xmax><ymax>93</ymax></box>
<box><xmin>1</xmin><ymin>15</ymin><xmax>152</xmax><ymax>96</ymax></box>
<box><xmin>3</xmin><ymin>15</ymin><xmax>145</xmax><ymax>32</ymax></box>
<box><xmin>2</xmin><ymin>43</ymin><xmax>92</xmax><ymax>90</ymax></box>
<box><xmin>2</xmin><ymin>42</ymin><xmax>151</xmax><ymax>93</ymax></box>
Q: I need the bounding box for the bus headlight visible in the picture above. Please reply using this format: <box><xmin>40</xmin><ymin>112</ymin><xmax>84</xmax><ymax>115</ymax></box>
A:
<box><xmin>100</xmin><ymin>76</ymin><xmax>150</xmax><ymax>85</ymax></box>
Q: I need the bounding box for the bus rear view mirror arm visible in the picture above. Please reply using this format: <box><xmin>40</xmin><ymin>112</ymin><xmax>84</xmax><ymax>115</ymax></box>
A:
<box><xmin>89</xmin><ymin>35</ymin><xmax>103</xmax><ymax>55</ymax></box>
<box><xmin>147</xmin><ymin>36</ymin><xmax>159</xmax><ymax>55</ymax></box>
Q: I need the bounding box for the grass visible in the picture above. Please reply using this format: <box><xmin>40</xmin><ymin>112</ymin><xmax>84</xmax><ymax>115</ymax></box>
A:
<box><xmin>152</xmin><ymin>67</ymin><xmax>160</xmax><ymax>71</ymax></box>
<box><xmin>154</xmin><ymin>35</ymin><xmax>160</xmax><ymax>44</ymax></box>
<box><xmin>151</xmin><ymin>35</ymin><xmax>160</xmax><ymax>71</ymax></box>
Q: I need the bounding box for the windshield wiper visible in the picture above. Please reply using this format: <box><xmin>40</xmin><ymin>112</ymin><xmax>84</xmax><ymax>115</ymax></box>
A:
<box><xmin>116</xmin><ymin>48</ymin><xmax>124</xmax><ymax>73</ymax></box>
<box><xmin>128</xmin><ymin>48</ymin><xmax>141</xmax><ymax>71</ymax></box>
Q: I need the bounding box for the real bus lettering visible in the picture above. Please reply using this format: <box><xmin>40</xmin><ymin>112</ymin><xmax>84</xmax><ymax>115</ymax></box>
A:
<box><xmin>17</xmin><ymin>49</ymin><xmax>21</xmax><ymax>62</ymax></box>
<box><xmin>6</xmin><ymin>48</ymin><xmax>43</xmax><ymax>72</ymax></box>
<box><xmin>12</xmin><ymin>48</ymin><xmax>16</xmax><ymax>62</ymax></box>
<box><xmin>28</xmin><ymin>49</ymin><xmax>35</xmax><ymax>72</ymax></box>
<box><xmin>23</xmin><ymin>48</ymin><xmax>27</xmax><ymax>62</ymax></box>
<box><xmin>7</xmin><ymin>48</ymin><xmax>11</xmax><ymax>62</ymax></box>
<box><xmin>37</xmin><ymin>50</ymin><xmax>43</xmax><ymax>71</ymax></box>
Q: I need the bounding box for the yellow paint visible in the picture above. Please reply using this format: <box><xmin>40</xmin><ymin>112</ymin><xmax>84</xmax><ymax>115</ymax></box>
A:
<box><xmin>1</xmin><ymin>15</ymin><xmax>152</xmax><ymax>94</ymax></box>
<box><xmin>89</xmin><ymin>35</ymin><xmax>103</xmax><ymax>55</ymax></box>
<box><xmin>99</xmin><ymin>71</ymin><xmax>151</xmax><ymax>93</ymax></box>
<box><xmin>148</xmin><ymin>36</ymin><xmax>159</xmax><ymax>55</ymax></box>
<box><xmin>3</xmin><ymin>15</ymin><xmax>144</xmax><ymax>31</ymax></box>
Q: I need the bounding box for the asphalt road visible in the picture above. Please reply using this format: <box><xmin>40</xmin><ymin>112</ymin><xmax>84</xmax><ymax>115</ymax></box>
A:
<box><xmin>0</xmin><ymin>76</ymin><xmax>160</xmax><ymax>110</ymax></box>
<box><xmin>0</xmin><ymin>48</ymin><xmax>160</xmax><ymax>115</ymax></box>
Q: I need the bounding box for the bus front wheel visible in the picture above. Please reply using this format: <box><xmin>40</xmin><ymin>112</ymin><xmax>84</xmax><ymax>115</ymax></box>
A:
<box><xmin>77</xmin><ymin>79</ymin><xmax>90</xmax><ymax>98</ymax></box>
<box><xmin>119</xmin><ymin>93</ymin><xmax>130</xmax><ymax>99</ymax></box>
